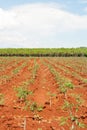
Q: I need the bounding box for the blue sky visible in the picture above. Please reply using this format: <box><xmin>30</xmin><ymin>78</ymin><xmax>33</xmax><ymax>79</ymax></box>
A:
<box><xmin>0</xmin><ymin>0</ymin><xmax>87</xmax><ymax>14</ymax></box>
<box><xmin>0</xmin><ymin>0</ymin><xmax>87</xmax><ymax>48</ymax></box>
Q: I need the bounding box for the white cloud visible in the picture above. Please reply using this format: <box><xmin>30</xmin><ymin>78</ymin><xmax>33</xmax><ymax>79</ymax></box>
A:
<box><xmin>79</xmin><ymin>0</ymin><xmax>87</xmax><ymax>3</ymax></box>
<box><xmin>0</xmin><ymin>3</ymin><xmax>87</xmax><ymax>47</ymax></box>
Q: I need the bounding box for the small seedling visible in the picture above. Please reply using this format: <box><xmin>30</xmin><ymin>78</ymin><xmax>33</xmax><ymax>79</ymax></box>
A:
<box><xmin>64</xmin><ymin>82</ymin><xmax>73</xmax><ymax>89</ymax></box>
<box><xmin>60</xmin><ymin>116</ymin><xmax>87</xmax><ymax>130</ymax></box>
<box><xmin>59</xmin><ymin>86</ymin><xmax>67</xmax><ymax>94</ymax></box>
<box><xmin>59</xmin><ymin>82</ymin><xmax>74</xmax><ymax>99</ymax></box>
<box><xmin>34</xmin><ymin>114</ymin><xmax>43</xmax><ymax>120</ymax></box>
<box><xmin>15</xmin><ymin>86</ymin><xmax>33</xmax><ymax>102</ymax></box>
<box><xmin>47</xmin><ymin>92</ymin><xmax>56</xmax><ymax>107</ymax></box>
<box><xmin>62</xmin><ymin>100</ymin><xmax>74</xmax><ymax>111</ymax></box>
<box><xmin>60</xmin><ymin>94</ymin><xmax>87</xmax><ymax>130</ymax></box>
<box><xmin>30</xmin><ymin>102</ymin><xmax>43</xmax><ymax>112</ymax></box>
<box><xmin>59</xmin><ymin>116</ymin><xmax>69</xmax><ymax>126</ymax></box>
<box><xmin>24</xmin><ymin>100</ymin><xmax>31</xmax><ymax>110</ymax></box>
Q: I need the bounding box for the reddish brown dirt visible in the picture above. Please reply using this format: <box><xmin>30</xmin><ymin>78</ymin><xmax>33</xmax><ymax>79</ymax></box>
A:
<box><xmin>0</xmin><ymin>57</ymin><xmax>87</xmax><ymax>130</ymax></box>
<box><xmin>54</xmin><ymin>60</ymin><xmax>87</xmax><ymax>78</ymax></box>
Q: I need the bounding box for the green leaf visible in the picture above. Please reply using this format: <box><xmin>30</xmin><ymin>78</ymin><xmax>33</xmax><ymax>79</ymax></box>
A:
<box><xmin>59</xmin><ymin>117</ymin><xmax>68</xmax><ymax>126</ymax></box>
<box><xmin>62</xmin><ymin>100</ymin><xmax>74</xmax><ymax>110</ymax></box>
<box><xmin>64</xmin><ymin>82</ymin><xmax>74</xmax><ymax>89</ymax></box>
<box><xmin>71</xmin><ymin>116</ymin><xmax>77</xmax><ymax>122</ymax></box>
<box><xmin>37</xmin><ymin>106</ymin><xmax>43</xmax><ymax>112</ymax></box>
<box><xmin>78</xmin><ymin>122</ymin><xmax>87</xmax><ymax>128</ymax></box>
<box><xmin>59</xmin><ymin>86</ymin><xmax>67</xmax><ymax>94</ymax></box>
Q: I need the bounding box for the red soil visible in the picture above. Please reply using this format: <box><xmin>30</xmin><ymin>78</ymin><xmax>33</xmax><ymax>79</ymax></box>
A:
<box><xmin>0</xmin><ymin>57</ymin><xmax>87</xmax><ymax>130</ymax></box>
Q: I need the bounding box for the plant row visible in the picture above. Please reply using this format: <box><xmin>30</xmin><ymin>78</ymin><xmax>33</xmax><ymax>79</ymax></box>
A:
<box><xmin>44</xmin><ymin>61</ymin><xmax>87</xmax><ymax>129</ymax></box>
<box><xmin>0</xmin><ymin>48</ymin><xmax>87</xmax><ymax>57</ymax></box>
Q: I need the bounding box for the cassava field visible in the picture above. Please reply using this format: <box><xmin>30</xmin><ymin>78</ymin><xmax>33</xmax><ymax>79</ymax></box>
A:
<box><xmin>0</xmin><ymin>57</ymin><xmax>87</xmax><ymax>130</ymax></box>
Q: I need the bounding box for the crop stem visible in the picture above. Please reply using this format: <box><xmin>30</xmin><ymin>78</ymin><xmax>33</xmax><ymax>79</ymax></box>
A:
<box><xmin>24</xmin><ymin>117</ymin><xmax>26</xmax><ymax>130</ymax></box>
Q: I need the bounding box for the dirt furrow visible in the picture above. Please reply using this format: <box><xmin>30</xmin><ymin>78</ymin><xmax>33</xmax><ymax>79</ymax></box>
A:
<box><xmin>44</xmin><ymin>58</ymin><xmax>85</xmax><ymax>86</ymax></box>
<box><xmin>0</xmin><ymin>57</ymin><xmax>87</xmax><ymax>130</ymax></box>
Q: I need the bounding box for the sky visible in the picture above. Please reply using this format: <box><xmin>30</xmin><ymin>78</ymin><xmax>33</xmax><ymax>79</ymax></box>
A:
<box><xmin>0</xmin><ymin>0</ymin><xmax>87</xmax><ymax>48</ymax></box>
